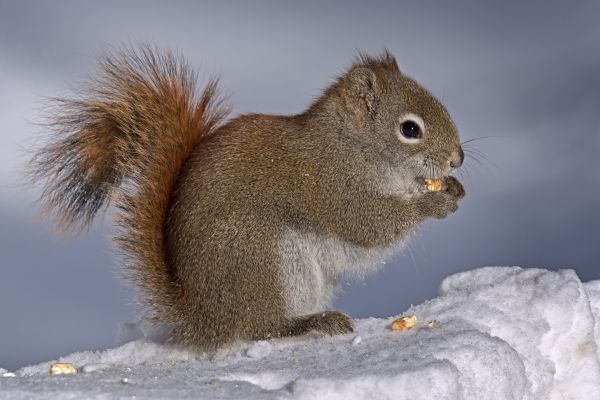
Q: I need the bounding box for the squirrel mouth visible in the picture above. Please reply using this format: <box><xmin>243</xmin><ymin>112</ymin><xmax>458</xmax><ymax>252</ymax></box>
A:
<box><xmin>415</xmin><ymin>177</ymin><xmax>444</xmax><ymax>192</ymax></box>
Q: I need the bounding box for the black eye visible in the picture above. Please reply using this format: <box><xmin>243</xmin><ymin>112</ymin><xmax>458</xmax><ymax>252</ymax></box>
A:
<box><xmin>400</xmin><ymin>120</ymin><xmax>422</xmax><ymax>139</ymax></box>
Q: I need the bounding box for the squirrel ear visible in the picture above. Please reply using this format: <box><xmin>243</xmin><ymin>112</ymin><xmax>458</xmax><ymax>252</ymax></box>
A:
<box><xmin>342</xmin><ymin>67</ymin><xmax>378</xmax><ymax>120</ymax></box>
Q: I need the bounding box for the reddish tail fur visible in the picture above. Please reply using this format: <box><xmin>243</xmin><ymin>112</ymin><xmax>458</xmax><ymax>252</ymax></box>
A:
<box><xmin>28</xmin><ymin>46</ymin><xmax>229</xmax><ymax>322</ymax></box>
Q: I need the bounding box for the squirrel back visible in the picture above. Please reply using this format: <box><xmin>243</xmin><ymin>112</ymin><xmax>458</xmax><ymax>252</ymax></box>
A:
<box><xmin>29</xmin><ymin>47</ymin><xmax>228</xmax><ymax>326</ymax></box>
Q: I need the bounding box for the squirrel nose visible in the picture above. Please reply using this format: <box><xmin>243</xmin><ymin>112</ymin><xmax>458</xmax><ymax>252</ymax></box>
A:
<box><xmin>449</xmin><ymin>147</ymin><xmax>464</xmax><ymax>169</ymax></box>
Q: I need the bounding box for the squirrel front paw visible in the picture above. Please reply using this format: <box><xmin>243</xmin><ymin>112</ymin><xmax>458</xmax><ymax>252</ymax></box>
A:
<box><xmin>443</xmin><ymin>176</ymin><xmax>465</xmax><ymax>199</ymax></box>
<box><xmin>419</xmin><ymin>176</ymin><xmax>465</xmax><ymax>219</ymax></box>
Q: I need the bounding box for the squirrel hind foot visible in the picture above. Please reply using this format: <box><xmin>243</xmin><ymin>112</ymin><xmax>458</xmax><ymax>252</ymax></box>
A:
<box><xmin>286</xmin><ymin>311</ymin><xmax>354</xmax><ymax>337</ymax></box>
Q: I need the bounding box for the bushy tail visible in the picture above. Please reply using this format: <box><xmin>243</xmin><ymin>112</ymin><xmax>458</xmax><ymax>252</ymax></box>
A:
<box><xmin>29</xmin><ymin>46</ymin><xmax>229</xmax><ymax>321</ymax></box>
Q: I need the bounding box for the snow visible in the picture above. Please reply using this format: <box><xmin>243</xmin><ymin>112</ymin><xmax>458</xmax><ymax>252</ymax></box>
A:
<box><xmin>1</xmin><ymin>266</ymin><xmax>599</xmax><ymax>399</ymax></box>
<box><xmin>245</xmin><ymin>341</ymin><xmax>273</xmax><ymax>359</ymax></box>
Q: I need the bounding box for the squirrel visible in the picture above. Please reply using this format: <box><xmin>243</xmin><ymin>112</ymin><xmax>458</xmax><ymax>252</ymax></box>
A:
<box><xmin>29</xmin><ymin>46</ymin><xmax>465</xmax><ymax>349</ymax></box>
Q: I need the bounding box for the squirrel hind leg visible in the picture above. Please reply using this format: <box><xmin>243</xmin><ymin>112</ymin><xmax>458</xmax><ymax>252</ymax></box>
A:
<box><xmin>284</xmin><ymin>311</ymin><xmax>354</xmax><ymax>337</ymax></box>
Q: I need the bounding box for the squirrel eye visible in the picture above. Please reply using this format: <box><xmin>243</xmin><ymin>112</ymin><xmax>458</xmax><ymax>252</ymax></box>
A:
<box><xmin>400</xmin><ymin>120</ymin><xmax>422</xmax><ymax>139</ymax></box>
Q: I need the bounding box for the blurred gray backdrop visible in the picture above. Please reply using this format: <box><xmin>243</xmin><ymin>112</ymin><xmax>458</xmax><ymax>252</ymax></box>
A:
<box><xmin>1</xmin><ymin>0</ymin><xmax>599</xmax><ymax>371</ymax></box>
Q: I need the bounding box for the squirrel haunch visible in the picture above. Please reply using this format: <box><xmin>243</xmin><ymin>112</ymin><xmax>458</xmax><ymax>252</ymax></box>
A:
<box><xmin>29</xmin><ymin>46</ymin><xmax>465</xmax><ymax>348</ymax></box>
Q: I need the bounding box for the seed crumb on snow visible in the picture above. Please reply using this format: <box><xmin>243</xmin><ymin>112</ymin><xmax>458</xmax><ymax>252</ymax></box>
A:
<box><xmin>49</xmin><ymin>363</ymin><xmax>77</xmax><ymax>376</ymax></box>
<box><xmin>3</xmin><ymin>267</ymin><xmax>600</xmax><ymax>400</ymax></box>
<box><xmin>390</xmin><ymin>315</ymin><xmax>418</xmax><ymax>331</ymax></box>
<box><xmin>427</xmin><ymin>320</ymin><xmax>440</xmax><ymax>330</ymax></box>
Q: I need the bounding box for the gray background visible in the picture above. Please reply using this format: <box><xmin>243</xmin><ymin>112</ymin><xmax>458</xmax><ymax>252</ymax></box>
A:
<box><xmin>1</xmin><ymin>0</ymin><xmax>599</xmax><ymax>371</ymax></box>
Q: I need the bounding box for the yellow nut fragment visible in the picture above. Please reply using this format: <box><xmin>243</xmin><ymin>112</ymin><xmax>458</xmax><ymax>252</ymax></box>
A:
<box><xmin>391</xmin><ymin>315</ymin><xmax>418</xmax><ymax>331</ymax></box>
<box><xmin>425</xmin><ymin>179</ymin><xmax>443</xmax><ymax>192</ymax></box>
<box><xmin>49</xmin><ymin>363</ymin><xmax>77</xmax><ymax>376</ymax></box>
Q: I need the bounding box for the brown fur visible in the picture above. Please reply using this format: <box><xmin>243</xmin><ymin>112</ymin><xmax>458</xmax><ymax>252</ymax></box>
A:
<box><xmin>29</xmin><ymin>46</ymin><xmax>465</xmax><ymax>349</ymax></box>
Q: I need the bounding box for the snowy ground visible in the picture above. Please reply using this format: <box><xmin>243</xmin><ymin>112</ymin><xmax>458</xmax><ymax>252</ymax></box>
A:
<box><xmin>1</xmin><ymin>266</ymin><xmax>599</xmax><ymax>400</ymax></box>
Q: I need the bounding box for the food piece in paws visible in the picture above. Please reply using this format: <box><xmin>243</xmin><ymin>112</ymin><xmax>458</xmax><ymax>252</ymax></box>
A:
<box><xmin>425</xmin><ymin>179</ymin><xmax>443</xmax><ymax>192</ymax></box>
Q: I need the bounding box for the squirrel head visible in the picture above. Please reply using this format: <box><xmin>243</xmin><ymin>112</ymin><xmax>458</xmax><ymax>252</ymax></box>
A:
<box><xmin>313</xmin><ymin>51</ymin><xmax>464</xmax><ymax>193</ymax></box>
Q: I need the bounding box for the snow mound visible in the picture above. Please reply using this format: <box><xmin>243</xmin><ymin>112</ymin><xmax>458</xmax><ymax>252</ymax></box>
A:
<box><xmin>1</xmin><ymin>267</ymin><xmax>599</xmax><ymax>399</ymax></box>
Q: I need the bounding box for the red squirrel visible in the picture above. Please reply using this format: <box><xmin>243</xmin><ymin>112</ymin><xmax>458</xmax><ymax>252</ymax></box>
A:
<box><xmin>29</xmin><ymin>46</ymin><xmax>465</xmax><ymax>348</ymax></box>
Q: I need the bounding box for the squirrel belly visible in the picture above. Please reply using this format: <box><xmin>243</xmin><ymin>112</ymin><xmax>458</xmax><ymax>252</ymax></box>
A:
<box><xmin>30</xmin><ymin>46</ymin><xmax>465</xmax><ymax>349</ymax></box>
<box><xmin>278</xmin><ymin>228</ymin><xmax>405</xmax><ymax>316</ymax></box>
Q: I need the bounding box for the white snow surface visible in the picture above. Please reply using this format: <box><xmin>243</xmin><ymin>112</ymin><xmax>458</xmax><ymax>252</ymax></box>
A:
<box><xmin>1</xmin><ymin>266</ymin><xmax>599</xmax><ymax>399</ymax></box>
